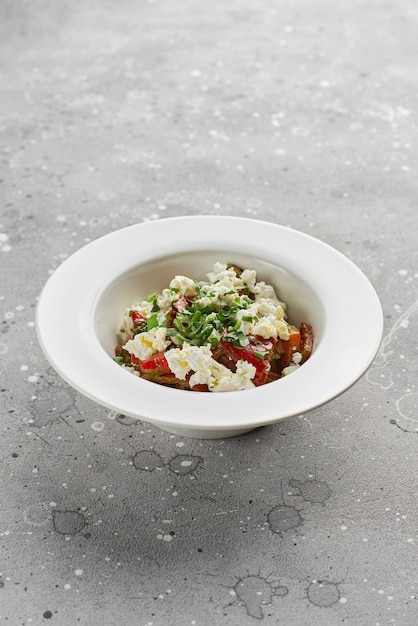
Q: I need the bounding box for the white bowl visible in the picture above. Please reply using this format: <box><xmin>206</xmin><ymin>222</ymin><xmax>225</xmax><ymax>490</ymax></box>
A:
<box><xmin>36</xmin><ymin>216</ymin><xmax>383</xmax><ymax>439</ymax></box>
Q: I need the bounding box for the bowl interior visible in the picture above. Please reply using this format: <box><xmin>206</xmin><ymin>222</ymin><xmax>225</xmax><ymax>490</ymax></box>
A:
<box><xmin>94</xmin><ymin>250</ymin><xmax>325</xmax><ymax>359</ymax></box>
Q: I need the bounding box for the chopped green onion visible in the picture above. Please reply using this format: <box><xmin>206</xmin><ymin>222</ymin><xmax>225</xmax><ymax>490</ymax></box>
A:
<box><xmin>193</xmin><ymin>279</ymin><xmax>204</xmax><ymax>296</ymax></box>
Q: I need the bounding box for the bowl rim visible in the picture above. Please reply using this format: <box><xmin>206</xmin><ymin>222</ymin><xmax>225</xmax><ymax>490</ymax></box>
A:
<box><xmin>36</xmin><ymin>215</ymin><xmax>384</xmax><ymax>433</ymax></box>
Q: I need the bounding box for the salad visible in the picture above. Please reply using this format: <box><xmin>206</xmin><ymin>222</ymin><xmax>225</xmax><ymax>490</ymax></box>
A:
<box><xmin>114</xmin><ymin>262</ymin><xmax>313</xmax><ymax>392</ymax></box>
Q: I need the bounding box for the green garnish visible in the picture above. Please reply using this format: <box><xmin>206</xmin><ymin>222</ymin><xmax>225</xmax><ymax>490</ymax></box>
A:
<box><xmin>254</xmin><ymin>350</ymin><xmax>270</xmax><ymax>360</ymax></box>
<box><xmin>147</xmin><ymin>292</ymin><xmax>160</xmax><ymax>312</ymax></box>
<box><xmin>223</xmin><ymin>330</ymin><xmax>250</xmax><ymax>348</ymax></box>
<box><xmin>193</xmin><ymin>279</ymin><xmax>204</xmax><ymax>297</ymax></box>
<box><xmin>147</xmin><ymin>313</ymin><xmax>159</xmax><ymax>330</ymax></box>
<box><xmin>167</xmin><ymin>303</ymin><xmax>223</xmax><ymax>347</ymax></box>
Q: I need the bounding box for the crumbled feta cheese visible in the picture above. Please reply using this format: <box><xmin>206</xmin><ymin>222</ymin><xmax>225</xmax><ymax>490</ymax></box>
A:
<box><xmin>123</xmin><ymin>327</ymin><xmax>170</xmax><ymax>360</ymax></box>
<box><xmin>281</xmin><ymin>351</ymin><xmax>303</xmax><ymax>376</ymax></box>
<box><xmin>165</xmin><ymin>344</ymin><xmax>256</xmax><ymax>391</ymax></box>
<box><xmin>169</xmin><ymin>275</ymin><xmax>197</xmax><ymax>297</ymax></box>
<box><xmin>292</xmin><ymin>351</ymin><xmax>302</xmax><ymax>365</ymax></box>
<box><xmin>166</xmin><ymin>344</ymin><xmax>213</xmax><ymax>380</ymax></box>
<box><xmin>205</xmin><ymin>263</ymin><xmax>242</xmax><ymax>291</ymax></box>
<box><xmin>211</xmin><ymin>360</ymin><xmax>256</xmax><ymax>392</ymax></box>
<box><xmin>236</xmin><ymin>298</ymin><xmax>290</xmax><ymax>340</ymax></box>
<box><xmin>236</xmin><ymin>304</ymin><xmax>258</xmax><ymax>324</ymax></box>
<box><xmin>255</xmin><ymin>297</ymin><xmax>284</xmax><ymax>318</ymax></box>
<box><xmin>131</xmin><ymin>302</ymin><xmax>153</xmax><ymax>317</ymax></box>
<box><xmin>119</xmin><ymin>301</ymin><xmax>153</xmax><ymax>337</ymax></box>
<box><xmin>156</xmin><ymin>310</ymin><xmax>168</xmax><ymax>326</ymax></box>
<box><xmin>252</xmin><ymin>281</ymin><xmax>282</xmax><ymax>304</ymax></box>
<box><xmin>157</xmin><ymin>288</ymin><xmax>178</xmax><ymax>310</ymax></box>
<box><xmin>205</xmin><ymin>262</ymin><xmax>230</xmax><ymax>283</ymax></box>
<box><xmin>240</xmin><ymin>269</ymin><xmax>257</xmax><ymax>289</ymax></box>
<box><xmin>275</xmin><ymin>318</ymin><xmax>291</xmax><ymax>340</ymax></box>
<box><xmin>282</xmin><ymin>364</ymin><xmax>300</xmax><ymax>376</ymax></box>
<box><xmin>250</xmin><ymin>317</ymin><xmax>278</xmax><ymax>338</ymax></box>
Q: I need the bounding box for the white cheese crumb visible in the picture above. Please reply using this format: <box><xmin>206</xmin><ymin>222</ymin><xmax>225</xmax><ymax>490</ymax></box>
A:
<box><xmin>240</xmin><ymin>269</ymin><xmax>257</xmax><ymax>289</ymax></box>
<box><xmin>292</xmin><ymin>351</ymin><xmax>302</xmax><ymax>365</ymax></box>
<box><xmin>165</xmin><ymin>344</ymin><xmax>256</xmax><ymax>391</ymax></box>
<box><xmin>212</xmin><ymin>360</ymin><xmax>256</xmax><ymax>392</ymax></box>
<box><xmin>123</xmin><ymin>327</ymin><xmax>170</xmax><ymax>360</ymax></box>
<box><xmin>282</xmin><ymin>364</ymin><xmax>300</xmax><ymax>376</ymax></box>
<box><xmin>252</xmin><ymin>281</ymin><xmax>284</xmax><ymax>307</ymax></box>
<box><xmin>157</xmin><ymin>288</ymin><xmax>179</xmax><ymax>311</ymax></box>
<box><xmin>166</xmin><ymin>344</ymin><xmax>213</xmax><ymax>380</ymax></box>
<box><xmin>236</xmin><ymin>298</ymin><xmax>290</xmax><ymax>340</ymax></box>
<box><xmin>169</xmin><ymin>275</ymin><xmax>197</xmax><ymax>297</ymax></box>
<box><xmin>250</xmin><ymin>317</ymin><xmax>278</xmax><ymax>338</ymax></box>
<box><xmin>281</xmin><ymin>351</ymin><xmax>303</xmax><ymax>376</ymax></box>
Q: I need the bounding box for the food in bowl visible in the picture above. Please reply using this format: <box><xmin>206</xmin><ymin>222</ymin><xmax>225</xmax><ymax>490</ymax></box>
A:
<box><xmin>114</xmin><ymin>262</ymin><xmax>313</xmax><ymax>392</ymax></box>
<box><xmin>35</xmin><ymin>216</ymin><xmax>383</xmax><ymax>438</ymax></box>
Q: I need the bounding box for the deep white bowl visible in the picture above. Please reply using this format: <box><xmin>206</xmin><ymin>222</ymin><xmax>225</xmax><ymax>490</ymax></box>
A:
<box><xmin>36</xmin><ymin>216</ymin><xmax>383</xmax><ymax>439</ymax></box>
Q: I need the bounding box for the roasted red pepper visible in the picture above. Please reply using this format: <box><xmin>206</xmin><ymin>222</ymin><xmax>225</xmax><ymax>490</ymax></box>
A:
<box><xmin>216</xmin><ymin>337</ymin><xmax>276</xmax><ymax>386</ymax></box>
<box><xmin>129</xmin><ymin>310</ymin><xmax>147</xmax><ymax>336</ymax></box>
<box><xmin>299</xmin><ymin>322</ymin><xmax>313</xmax><ymax>363</ymax></box>
<box><xmin>138</xmin><ymin>352</ymin><xmax>171</xmax><ymax>374</ymax></box>
<box><xmin>131</xmin><ymin>310</ymin><xmax>147</xmax><ymax>325</ymax></box>
<box><xmin>136</xmin><ymin>352</ymin><xmax>190</xmax><ymax>388</ymax></box>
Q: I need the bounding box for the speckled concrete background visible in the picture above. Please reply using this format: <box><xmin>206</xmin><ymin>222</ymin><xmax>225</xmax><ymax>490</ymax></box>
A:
<box><xmin>1</xmin><ymin>1</ymin><xmax>418</xmax><ymax>625</ymax></box>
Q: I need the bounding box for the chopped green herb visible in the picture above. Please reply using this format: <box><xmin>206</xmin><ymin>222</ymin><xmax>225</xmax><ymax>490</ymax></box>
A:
<box><xmin>147</xmin><ymin>313</ymin><xmax>159</xmax><ymax>330</ymax></box>
<box><xmin>224</xmin><ymin>330</ymin><xmax>250</xmax><ymax>348</ymax></box>
<box><xmin>147</xmin><ymin>293</ymin><xmax>161</xmax><ymax>312</ymax></box>
<box><xmin>254</xmin><ymin>350</ymin><xmax>270</xmax><ymax>360</ymax></box>
<box><xmin>193</xmin><ymin>279</ymin><xmax>204</xmax><ymax>297</ymax></box>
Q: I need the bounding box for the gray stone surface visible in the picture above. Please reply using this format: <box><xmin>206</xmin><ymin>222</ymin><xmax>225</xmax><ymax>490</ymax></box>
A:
<box><xmin>1</xmin><ymin>0</ymin><xmax>418</xmax><ymax>624</ymax></box>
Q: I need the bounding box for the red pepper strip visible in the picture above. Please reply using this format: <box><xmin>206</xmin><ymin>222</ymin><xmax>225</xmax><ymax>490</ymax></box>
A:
<box><xmin>217</xmin><ymin>337</ymin><xmax>275</xmax><ymax>386</ymax></box>
<box><xmin>131</xmin><ymin>310</ymin><xmax>147</xmax><ymax>326</ymax></box>
<box><xmin>276</xmin><ymin>325</ymin><xmax>301</xmax><ymax>371</ymax></box>
<box><xmin>136</xmin><ymin>352</ymin><xmax>193</xmax><ymax>388</ymax></box>
<box><xmin>299</xmin><ymin>323</ymin><xmax>313</xmax><ymax>363</ymax></box>
<box><xmin>189</xmin><ymin>383</ymin><xmax>209</xmax><ymax>392</ymax></box>
<box><xmin>137</xmin><ymin>352</ymin><xmax>171</xmax><ymax>374</ymax></box>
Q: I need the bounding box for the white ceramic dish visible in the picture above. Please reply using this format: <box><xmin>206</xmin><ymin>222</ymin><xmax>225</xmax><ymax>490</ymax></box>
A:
<box><xmin>36</xmin><ymin>216</ymin><xmax>383</xmax><ymax>439</ymax></box>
